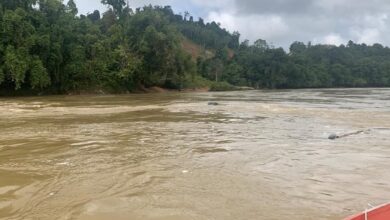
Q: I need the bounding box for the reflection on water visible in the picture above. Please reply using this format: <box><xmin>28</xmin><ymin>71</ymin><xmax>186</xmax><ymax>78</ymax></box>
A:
<box><xmin>1</xmin><ymin>88</ymin><xmax>390</xmax><ymax>220</ymax></box>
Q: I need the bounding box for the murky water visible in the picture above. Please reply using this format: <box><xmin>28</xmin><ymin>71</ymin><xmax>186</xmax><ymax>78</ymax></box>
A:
<box><xmin>1</xmin><ymin>89</ymin><xmax>390</xmax><ymax>220</ymax></box>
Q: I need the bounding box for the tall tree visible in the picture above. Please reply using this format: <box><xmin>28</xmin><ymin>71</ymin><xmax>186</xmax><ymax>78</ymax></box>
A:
<box><xmin>66</xmin><ymin>0</ymin><xmax>78</xmax><ymax>15</ymax></box>
<box><xmin>101</xmin><ymin>0</ymin><xmax>126</xmax><ymax>17</ymax></box>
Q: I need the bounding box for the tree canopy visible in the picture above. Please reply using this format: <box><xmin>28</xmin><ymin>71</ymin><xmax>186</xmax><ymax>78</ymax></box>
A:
<box><xmin>1</xmin><ymin>0</ymin><xmax>390</xmax><ymax>95</ymax></box>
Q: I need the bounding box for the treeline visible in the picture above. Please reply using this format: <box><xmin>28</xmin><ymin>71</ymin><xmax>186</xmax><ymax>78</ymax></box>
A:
<box><xmin>0</xmin><ymin>0</ymin><xmax>200</xmax><ymax>94</ymax></box>
<box><xmin>222</xmin><ymin>40</ymin><xmax>390</xmax><ymax>88</ymax></box>
<box><xmin>1</xmin><ymin>0</ymin><xmax>390</xmax><ymax>95</ymax></box>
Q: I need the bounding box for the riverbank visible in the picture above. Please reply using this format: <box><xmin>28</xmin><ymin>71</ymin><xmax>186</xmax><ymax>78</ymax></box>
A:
<box><xmin>0</xmin><ymin>84</ymin><xmax>255</xmax><ymax>97</ymax></box>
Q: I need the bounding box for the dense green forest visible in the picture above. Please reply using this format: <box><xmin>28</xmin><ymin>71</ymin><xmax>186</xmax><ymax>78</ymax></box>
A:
<box><xmin>1</xmin><ymin>0</ymin><xmax>390</xmax><ymax>95</ymax></box>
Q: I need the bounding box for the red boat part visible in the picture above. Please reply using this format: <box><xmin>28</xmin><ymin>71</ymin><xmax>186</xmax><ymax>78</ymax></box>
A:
<box><xmin>344</xmin><ymin>203</ymin><xmax>390</xmax><ymax>220</ymax></box>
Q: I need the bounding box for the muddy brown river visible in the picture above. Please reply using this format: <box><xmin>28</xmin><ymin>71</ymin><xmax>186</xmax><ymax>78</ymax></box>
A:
<box><xmin>1</xmin><ymin>89</ymin><xmax>390</xmax><ymax>220</ymax></box>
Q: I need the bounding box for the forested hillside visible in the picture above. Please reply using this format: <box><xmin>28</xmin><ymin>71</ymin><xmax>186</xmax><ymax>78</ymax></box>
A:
<box><xmin>1</xmin><ymin>0</ymin><xmax>390</xmax><ymax>95</ymax></box>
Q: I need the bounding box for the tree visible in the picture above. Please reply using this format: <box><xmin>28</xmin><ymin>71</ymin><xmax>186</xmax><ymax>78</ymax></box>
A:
<box><xmin>215</xmin><ymin>47</ymin><xmax>229</xmax><ymax>62</ymax></box>
<box><xmin>87</xmin><ymin>10</ymin><xmax>101</xmax><ymax>22</ymax></box>
<box><xmin>2</xmin><ymin>0</ymin><xmax>390</xmax><ymax>95</ymax></box>
<box><xmin>0</xmin><ymin>0</ymin><xmax>38</xmax><ymax>10</ymax></box>
<box><xmin>66</xmin><ymin>0</ymin><xmax>78</xmax><ymax>15</ymax></box>
<box><xmin>223</xmin><ymin>62</ymin><xmax>244</xmax><ymax>85</ymax></box>
<box><xmin>198</xmin><ymin>17</ymin><xmax>204</xmax><ymax>26</ymax></box>
<box><xmin>30</xmin><ymin>57</ymin><xmax>50</xmax><ymax>89</ymax></box>
<box><xmin>229</xmin><ymin>31</ymin><xmax>240</xmax><ymax>49</ymax></box>
<box><xmin>4</xmin><ymin>46</ymin><xmax>29</xmax><ymax>89</ymax></box>
<box><xmin>101</xmin><ymin>9</ymin><xmax>116</xmax><ymax>31</ymax></box>
<box><xmin>0</xmin><ymin>68</ymin><xmax>4</xmax><ymax>86</ymax></box>
<box><xmin>290</xmin><ymin>41</ymin><xmax>306</xmax><ymax>55</ymax></box>
<box><xmin>254</xmin><ymin>39</ymin><xmax>269</xmax><ymax>51</ymax></box>
<box><xmin>184</xmin><ymin>11</ymin><xmax>189</xmax><ymax>21</ymax></box>
<box><xmin>101</xmin><ymin>0</ymin><xmax>126</xmax><ymax>17</ymax></box>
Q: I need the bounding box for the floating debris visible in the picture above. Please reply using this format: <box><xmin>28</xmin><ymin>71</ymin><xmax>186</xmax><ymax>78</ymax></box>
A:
<box><xmin>329</xmin><ymin>130</ymin><xmax>365</xmax><ymax>140</ymax></box>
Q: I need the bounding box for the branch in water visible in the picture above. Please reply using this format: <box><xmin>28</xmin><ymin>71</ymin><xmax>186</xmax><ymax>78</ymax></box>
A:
<box><xmin>329</xmin><ymin>130</ymin><xmax>365</xmax><ymax>140</ymax></box>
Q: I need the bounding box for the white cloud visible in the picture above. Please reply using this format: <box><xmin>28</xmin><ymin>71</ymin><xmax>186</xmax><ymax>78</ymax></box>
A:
<box><xmin>347</xmin><ymin>14</ymin><xmax>389</xmax><ymax>45</ymax></box>
<box><xmin>207</xmin><ymin>12</ymin><xmax>289</xmax><ymax>44</ymax></box>
<box><xmin>353</xmin><ymin>28</ymin><xmax>381</xmax><ymax>45</ymax></box>
<box><xmin>323</xmin><ymin>34</ymin><xmax>345</xmax><ymax>45</ymax></box>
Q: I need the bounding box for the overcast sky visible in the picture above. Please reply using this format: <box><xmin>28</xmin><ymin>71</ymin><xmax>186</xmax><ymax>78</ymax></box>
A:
<box><xmin>74</xmin><ymin>0</ymin><xmax>390</xmax><ymax>49</ymax></box>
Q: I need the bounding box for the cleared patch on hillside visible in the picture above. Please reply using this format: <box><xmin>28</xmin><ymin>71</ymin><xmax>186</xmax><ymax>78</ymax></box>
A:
<box><xmin>181</xmin><ymin>37</ymin><xmax>214</xmax><ymax>60</ymax></box>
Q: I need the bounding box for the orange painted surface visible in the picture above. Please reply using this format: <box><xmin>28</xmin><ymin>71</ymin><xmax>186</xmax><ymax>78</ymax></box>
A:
<box><xmin>344</xmin><ymin>204</ymin><xmax>390</xmax><ymax>220</ymax></box>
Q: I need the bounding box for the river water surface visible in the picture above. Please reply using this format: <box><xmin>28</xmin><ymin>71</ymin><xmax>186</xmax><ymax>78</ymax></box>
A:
<box><xmin>1</xmin><ymin>89</ymin><xmax>390</xmax><ymax>220</ymax></box>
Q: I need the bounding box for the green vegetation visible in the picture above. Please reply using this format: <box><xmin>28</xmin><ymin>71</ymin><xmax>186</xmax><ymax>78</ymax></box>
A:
<box><xmin>1</xmin><ymin>0</ymin><xmax>390</xmax><ymax>95</ymax></box>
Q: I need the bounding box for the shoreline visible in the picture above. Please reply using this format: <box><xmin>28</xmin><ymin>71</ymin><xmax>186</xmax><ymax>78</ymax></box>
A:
<box><xmin>2</xmin><ymin>86</ymin><xmax>390</xmax><ymax>98</ymax></box>
<box><xmin>0</xmin><ymin>86</ymin><xmax>255</xmax><ymax>97</ymax></box>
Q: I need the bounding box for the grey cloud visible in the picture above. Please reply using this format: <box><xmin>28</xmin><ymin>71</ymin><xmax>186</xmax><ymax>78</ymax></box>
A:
<box><xmin>204</xmin><ymin>0</ymin><xmax>390</xmax><ymax>48</ymax></box>
<box><xmin>233</xmin><ymin>0</ymin><xmax>390</xmax><ymax>16</ymax></box>
<box><xmin>234</xmin><ymin>0</ymin><xmax>314</xmax><ymax>15</ymax></box>
<box><xmin>74</xmin><ymin>0</ymin><xmax>390</xmax><ymax>49</ymax></box>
